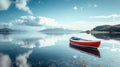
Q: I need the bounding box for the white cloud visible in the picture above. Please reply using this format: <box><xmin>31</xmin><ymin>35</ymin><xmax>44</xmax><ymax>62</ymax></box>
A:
<box><xmin>73</xmin><ymin>6</ymin><xmax>78</xmax><ymax>10</ymax></box>
<box><xmin>15</xmin><ymin>16</ymin><xmax>60</xmax><ymax>28</ymax></box>
<box><xmin>89</xmin><ymin>14</ymin><xmax>120</xmax><ymax>19</ymax></box>
<box><xmin>39</xmin><ymin>16</ymin><xmax>59</xmax><ymax>27</ymax></box>
<box><xmin>9</xmin><ymin>33</ymin><xmax>74</xmax><ymax>48</ymax></box>
<box><xmin>0</xmin><ymin>0</ymin><xmax>32</xmax><ymax>14</ymax></box>
<box><xmin>0</xmin><ymin>0</ymin><xmax>11</xmax><ymax>10</ymax></box>
<box><xmin>94</xmin><ymin>4</ymin><xmax>98</xmax><ymax>7</ymax></box>
<box><xmin>88</xmin><ymin>4</ymin><xmax>98</xmax><ymax>8</ymax></box>
<box><xmin>15</xmin><ymin>16</ymin><xmax>40</xmax><ymax>26</ymax></box>
<box><xmin>16</xmin><ymin>0</ymin><xmax>32</xmax><ymax>14</ymax></box>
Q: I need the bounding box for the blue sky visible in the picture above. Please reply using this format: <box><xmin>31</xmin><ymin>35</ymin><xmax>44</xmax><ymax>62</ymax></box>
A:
<box><xmin>0</xmin><ymin>0</ymin><xmax>120</xmax><ymax>30</ymax></box>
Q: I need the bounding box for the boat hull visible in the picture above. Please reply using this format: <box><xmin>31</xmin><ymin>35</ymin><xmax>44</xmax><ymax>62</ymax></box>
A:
<box><xmin>70</xmin><ymin>37</ymin><xmax>101</xmax><ymax>48</ymax></box>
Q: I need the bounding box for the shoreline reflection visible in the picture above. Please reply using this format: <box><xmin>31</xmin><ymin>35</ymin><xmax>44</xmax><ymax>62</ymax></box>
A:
<box><xmin>91</xmin><ymin>33</ymin><xmax>120</xmax><ymax>41</ymax></box>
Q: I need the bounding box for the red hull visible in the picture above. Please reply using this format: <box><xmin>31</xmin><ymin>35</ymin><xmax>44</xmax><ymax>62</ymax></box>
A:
<box><xmin>70</xmin><ymin>39</ymin><xmax>100</xmax><ymax>48</ymax></box>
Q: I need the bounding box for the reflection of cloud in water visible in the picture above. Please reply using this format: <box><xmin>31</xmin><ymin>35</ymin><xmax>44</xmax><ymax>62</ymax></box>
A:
<box><xmin>100</xmin><ymin>46</ymin><xmax>120</xmax><ymax>52</ymax></box>
<box><xmin>38</xmin><ymin>35</ymin><xmax>70</xmax><ymax>48</ymax></box>
<box><xmin>73</xmin><ymin>55</ymin><xmax>78</xmax><ymax>59</ymax></box>
<box><xmin>100</xmin><ymin>39</ymin><xmax>120</xmax><ymax>52</ymax></box>
<box><xmin>0</xmin><ymin>33</ymin><xmax>120</xmax><ymax>49</ymax></box>
<box><xmin>0</xmin><ymin>35</ymin><xmax>13</xmax><ymax>42</ymax></box>
<box><xmin>38</xmin><ymin>37</ymin><xmax>58</xmax><ymax>48</ymax></box>
<box><xmin>0</xmin><ymin>33</ymin><xmax>77</xmax><ymax>48</ymax></box>
<box><xmin>16</xmin><ymin>34</ymin><xmax>71</xmax><ymax>48</ymax></box>
<box><xmin>0</xmin><ymin>33</ymin><xmax>46</xmax><ymax>42</ymax></box>
<box><xmin>101</xmin><ymin>40</ymin><xmax>120</xmax><ymax>44</ymax></box>
<box><xmin>100</xmin><ymin>41</ymin><xmax>120</xmax><ymax>52</ymax></box>
<box><xmin>16</xmin><ymin>50</ymin><xmax>32</xmax><ymax>67</ymax></box>
<box><xmin>100</xmin><ymin>47</ymin><xmax>120</xmax><ymax>52</ymax></box>
<box><xmin>14</xmin><ymin>40</ymin><xmax>36</xmax><ymax>48</ymax></box>
<box><xmin>0</xmin><ymin>53</ymin><xmax>11</xmax><ymax>67</ymax></box>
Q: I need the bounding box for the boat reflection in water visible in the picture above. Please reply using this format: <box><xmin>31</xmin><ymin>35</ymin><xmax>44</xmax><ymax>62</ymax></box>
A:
<box><xmin>70</xmin><ymin>43</ymin><xmax>101</xmax><ymax>58</ymax></box>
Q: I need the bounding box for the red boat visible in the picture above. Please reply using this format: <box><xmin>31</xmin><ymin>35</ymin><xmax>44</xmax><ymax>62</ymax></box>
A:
<box><xmin>70</xmin><ymin>37</ymin><xmax>101</xmax><ymax>48</ymax></box>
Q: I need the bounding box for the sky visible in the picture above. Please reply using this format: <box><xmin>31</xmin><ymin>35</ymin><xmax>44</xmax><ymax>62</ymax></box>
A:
<box><xmin>0</xmin><ymin>0</ymin><xmax>120</xmax><ymax>31</ymax></box>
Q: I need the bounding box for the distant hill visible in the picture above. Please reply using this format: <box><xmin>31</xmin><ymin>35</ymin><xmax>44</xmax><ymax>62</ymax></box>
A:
<box><xmin>40</xmin><ymin>28</ymin><xmax>81</xmax><ymax>34</ymax></box>
<box><xmin>0</xmin><ymin>28</ymin><xmax>26</xmax><ymax>34</ymax></box>
<box><xmin>92</xmin><ymin>24</ymin><xmax>120</xmax><ymax>32</ymax></box>
<box><xmin>0</xmin><ymin>28</ymin><xmax>14</xmax><ymax>34</ymax></box>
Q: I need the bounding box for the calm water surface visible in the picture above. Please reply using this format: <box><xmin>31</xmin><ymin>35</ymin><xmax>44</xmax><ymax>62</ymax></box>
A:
<box><xmin>0</xmin><ymin>33</ymin><xmax>120</xmax><ymax>67</ymax></box>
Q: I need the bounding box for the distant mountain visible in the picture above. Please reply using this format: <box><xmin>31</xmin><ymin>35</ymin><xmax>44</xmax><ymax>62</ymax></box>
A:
<box><xmin>0</xmin><ymin>28</ymin><xmax>26</xmax><ymax>34</ymax></box>
<box><xmin>40</xmin><ymin>28</ymin><xmax>81</xmax><ymax>34</ymax></box>
<box><xmin>0</xmin><ymin>28</ymin><xmax>14</xmax><ymax>34</ymax></box>
<box><xmin>92</xmin><ymin>24</ymin><xmax>120</xmax><ymax>32</ymax></box>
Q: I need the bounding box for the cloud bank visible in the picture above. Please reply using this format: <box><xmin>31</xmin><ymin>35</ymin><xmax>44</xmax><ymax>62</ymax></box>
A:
<box><xmin>0</xmin><ymin>0</ymin><xmax>32</xmax><ymax>14</ymax></box>
<box><xmin>15</xmin><ymin>16</ymin><xmax>60</xmax><ymax>28</ymax></box>
<box><xmin>10</xmin><ymin>15</ymin><xmax>119</xmax><ymax>31</ymax></box>
<box><xmin>89</xmin><ymin>14</ymin><xmax>120</xmax><ymax>19</ymax></box>
<box><xmin>66</xmin><ymin>21</ymin><xmax>120</xmax><ymax>30</ymax></box>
